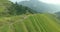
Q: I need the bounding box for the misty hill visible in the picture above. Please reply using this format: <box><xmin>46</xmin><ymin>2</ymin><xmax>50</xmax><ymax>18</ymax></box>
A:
<box><xmin>19</xmin><ymin>0</ymin><xmax>60</xmax><ymax>13</ymax></box>
<box><xmin>55</xmin><ymin>12</ymin><xmax>60</xmax><ymax>19</ymax></box>
<box><xmin>55</xmin><ymin>12</ymin><xmax>60</xmax><ymax>16</ymax></box>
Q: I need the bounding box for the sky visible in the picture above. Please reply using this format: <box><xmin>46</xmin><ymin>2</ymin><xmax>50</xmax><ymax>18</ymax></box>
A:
<box><xmin>39</xmin><ymin>0</ymin><xmax>60</xmax><ymax>4</ymax></box>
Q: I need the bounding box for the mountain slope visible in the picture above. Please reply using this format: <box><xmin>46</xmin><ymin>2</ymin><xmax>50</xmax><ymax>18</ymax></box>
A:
<box><xmin>55</xmin><ymin>12</ymin><xmax>60</xmax><ymax>20</ymax></box>
<box><xmin>19</xmin><ymin>0</ymin><xmax>60</xmax><ymax>13</ymax></box>
<box><xmin>0</xmin><ymin>14</ymin><xmax>60</xmax><ymax>32</ymax></box>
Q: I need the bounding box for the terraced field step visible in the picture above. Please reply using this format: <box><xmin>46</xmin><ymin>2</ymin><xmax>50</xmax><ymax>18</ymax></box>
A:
<box><xmin>0</xmin><ymin>14</ymin><xmax>60</xmax><ymax>32</ymax></box>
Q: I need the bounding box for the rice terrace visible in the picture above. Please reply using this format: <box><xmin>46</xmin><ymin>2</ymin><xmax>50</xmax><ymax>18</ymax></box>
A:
<box><xmin>0</xmin><ymin>0</ymin><xmax>60</xmax><ymax>32</ymax></box>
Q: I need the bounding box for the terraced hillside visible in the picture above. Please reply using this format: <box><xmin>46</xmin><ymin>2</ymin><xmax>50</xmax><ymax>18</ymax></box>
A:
<box><xmin>0</xmin><ymin>14</ymin><xmax>60</xmax><ymax>32</ymax></box>
<box><xmin>0</xmin><ymin>0</ymin><xmax>12</xmax><ymax>12</ymax></box>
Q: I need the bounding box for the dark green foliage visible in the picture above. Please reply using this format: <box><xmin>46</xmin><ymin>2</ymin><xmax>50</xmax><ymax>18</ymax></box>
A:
<box><xmin>7</xmin><ymin>2</ymin><xmax>36</xmax><ymax>16</ymax></box>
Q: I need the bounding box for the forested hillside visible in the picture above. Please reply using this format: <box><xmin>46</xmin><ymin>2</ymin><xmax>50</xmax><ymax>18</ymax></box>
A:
<box><xmin>7</xmin><ymin>2</ymin><xmax>36</xmax><ymax>15</ymax></box>
<box><xmin>0</xmin><ymin>0</ymin><xmax>36</xmax><ymax>17</ymax></box>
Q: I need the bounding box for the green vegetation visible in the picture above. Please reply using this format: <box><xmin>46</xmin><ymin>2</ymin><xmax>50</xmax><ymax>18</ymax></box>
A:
<box><xmin>0</xmin><ymin>0</ymin><xmax>12</xmax><ymax>16</ymax></box>
<box><xmin>0</xmin><ymin>14</ymin><xmax>60</xmax><ymax>32</ymax></box>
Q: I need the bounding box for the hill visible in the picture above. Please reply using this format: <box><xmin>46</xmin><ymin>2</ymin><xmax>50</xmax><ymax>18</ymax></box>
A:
<box><xmin>0</xmin><ymin>14</ymin><xmax>60</xmax><ymax>32</ymax></box>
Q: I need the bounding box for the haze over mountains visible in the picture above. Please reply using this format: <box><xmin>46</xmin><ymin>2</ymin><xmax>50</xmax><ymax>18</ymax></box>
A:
<box><xmin>18</xmin><ymin>0</ymin><xmax>60</xmax><ymax>13</ymax></box>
